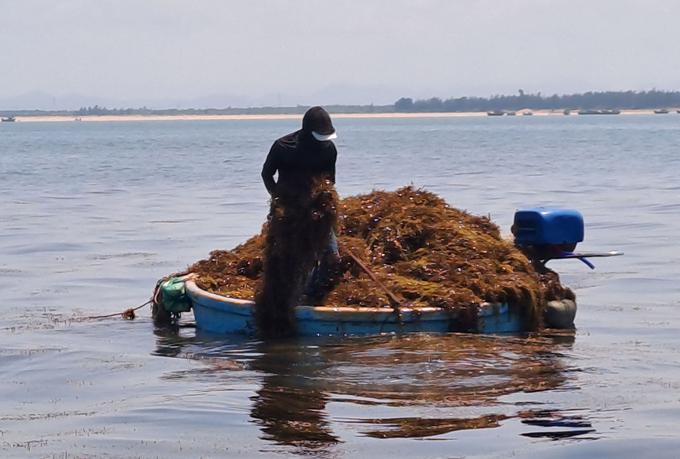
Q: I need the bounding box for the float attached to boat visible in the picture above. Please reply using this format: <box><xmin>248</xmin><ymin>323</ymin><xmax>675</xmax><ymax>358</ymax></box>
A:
<box><xmin>153</xmin><ymin>208</ymin><xmax>620</xmax><ymax>336</ymax></box>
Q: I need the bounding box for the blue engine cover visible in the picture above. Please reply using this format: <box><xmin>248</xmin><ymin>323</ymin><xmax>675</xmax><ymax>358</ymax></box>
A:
<box><xmin>513</xmin><ymin>208</ymin><xmax>584</xmax><ymax>245</ymax></box>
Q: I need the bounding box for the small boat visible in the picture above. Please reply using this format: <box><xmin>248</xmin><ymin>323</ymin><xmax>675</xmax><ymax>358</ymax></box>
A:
<box><xmin>155</xmin><ymin>268</ymin><xmax>586</xmax><ymax>335</ymax></box>
<box><xmin>523</xmin><ymin>111</ymin><xmax>533</xmax><ymax>116</ymax></box>
<box><xmin>578</xmin><ymin>109</ymin><xmax>620</xmax><ymax>115</ymax></box>
<box><xmin>654</xmin><ymin>109</ymin><xmax>669</xmax><ymax>114</ymax></box>
<box><xmin>506</xmin><ymin>111</ymin><xmax>516</xmax><ymax>116</ymax></box>
<box><xmin>185</xmin><ymin>279</ymin><xmax>535</xmax><ymax>335</ymax></box>
<box><xmin>154</xmin><ymin>208</ymin><xmax>621</xmax><ymax>336</ymax></box>
<box><xmin>1</xmin><ymin>116</ymin><xmax>16</xmax><ymax>122</ymax></box>
<box><xmin>487</xmin><ymin>110</ymin><xmax>505</xmax><ymax>116</ymax></box>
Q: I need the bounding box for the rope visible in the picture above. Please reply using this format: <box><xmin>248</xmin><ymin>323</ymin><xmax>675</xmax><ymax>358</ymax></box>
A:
<box><xmin>75</xmin><ymin>299</ymin><xmax>152</xmax><ymax>322</ymax></box>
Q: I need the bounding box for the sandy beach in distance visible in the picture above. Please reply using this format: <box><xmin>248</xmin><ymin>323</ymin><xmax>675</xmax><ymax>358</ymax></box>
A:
<box><xmin>9</xmin><ymin>108</ymin><xmax>675</xmax><ymax>122</ymax></box>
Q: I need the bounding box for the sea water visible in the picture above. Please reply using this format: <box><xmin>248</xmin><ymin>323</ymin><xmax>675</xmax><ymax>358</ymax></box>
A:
<box><xmin>1</xmin><ymin>115</ymin><xmax>680</xmax><ymax>458</ymax></box>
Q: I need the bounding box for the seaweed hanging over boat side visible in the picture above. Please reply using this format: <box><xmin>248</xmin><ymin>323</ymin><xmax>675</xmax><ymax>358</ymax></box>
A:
<box><xmin>253</xmin><ymin>180</ymin><xmax>338</xmax><ymax>338</ymax></box>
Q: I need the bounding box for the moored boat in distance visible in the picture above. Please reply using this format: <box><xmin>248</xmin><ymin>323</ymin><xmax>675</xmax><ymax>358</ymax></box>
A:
<box><xmin>654</xmin><ymin>109</ymin><xmax>669</xmax><ymax>114</ymax></box>
<box><xmin>487</xmin><ymin>110</ymin><xmax>505</xmax><ymax>116</ymax></box>
<box><xmin>1</xmin><ymin>116</ymin><xmax>16</xmax><ymax>122</ymax></box>
<box><xmin>578</xmin><ymin>109</ymin><xmax>620</xmax><ymax>115</ymax></box>
<box><xmin>506</xmin><ymin>111</ymin><xmax>516</xmax><ymax>116</ymax></box>
<box><xmin>522</xmin><ymin>111</ymin><xmax>533</xmax><ymax>116</ymax></box>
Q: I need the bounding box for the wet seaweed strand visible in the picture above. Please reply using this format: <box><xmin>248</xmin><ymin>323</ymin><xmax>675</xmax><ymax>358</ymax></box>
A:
<box><xmin>187</xmin><ymin>186</ymin><xmax>574</xmax><ymax>332</ymax></box>
<box><xmin>253</xmin><ymin>180</ymin><xmax>338</xmax><ymax>338</ymax></box>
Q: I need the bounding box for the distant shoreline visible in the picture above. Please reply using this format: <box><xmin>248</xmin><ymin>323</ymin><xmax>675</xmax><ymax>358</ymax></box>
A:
<box><xmin>5</xmin><ymin>89</ymin><xmax>680</xmax><ymax>120</ymax></box>
<box><xmin>6</xmin><ymin>109</ymin><xmax>677</xmax><ymax>122</ymax></box>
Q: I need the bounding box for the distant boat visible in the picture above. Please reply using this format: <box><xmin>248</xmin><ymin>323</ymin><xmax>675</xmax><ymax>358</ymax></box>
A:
<box><xmin>506</xmin><ymin>111</ymin><xmax>516</xmax><ymax>116</ymax></box>
<box><xmin>654</xmin><ymin>109</ymin><xmax>669</xmax><ymax>114</ymax></box>
<box><xmin>563</xmin><ymin>109</ymin><xmax>571</xmax><ymax>115</ymax></box>
<box><xmin>487</xmin><ymin>110</ymin><xmax>505</xmax><ymax>116</ymax></box>
<box><xmin>522</xmin><ymin>111</ymin><xmax>533</xmax><ymax>116</ymax></box>
<box><xmin>578</xmin><ymin>109</ymin><xmax>620</xmax><ymax>115</ymax></box>
<box><xmin>1</xmin><ymin>116</ymin><xmax>16</xmax><ymax>122</ymax></box>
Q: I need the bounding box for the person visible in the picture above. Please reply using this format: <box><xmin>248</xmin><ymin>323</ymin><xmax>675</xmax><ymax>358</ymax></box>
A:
<box><xmin>261</xmin><ymin>106</ymin><xmax>338</xmax><ymax>199</ymax></box>
<box><xmin>261</xmin><ymin>106</ymin><xmax>340</xmax><ymax>302</ymax></box>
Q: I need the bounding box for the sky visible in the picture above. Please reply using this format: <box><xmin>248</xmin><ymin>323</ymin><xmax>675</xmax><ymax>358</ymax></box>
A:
<box><xmin>1</xmin><ymin>0</ymin><xmax>680</xmax><ymax>108</ymax></box>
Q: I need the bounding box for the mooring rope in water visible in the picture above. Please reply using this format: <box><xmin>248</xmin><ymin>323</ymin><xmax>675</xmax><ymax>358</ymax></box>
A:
<box><xmin>75</xmin><ymin>299</ymin><xmax>152</xmax><ymax>322</ymax></box>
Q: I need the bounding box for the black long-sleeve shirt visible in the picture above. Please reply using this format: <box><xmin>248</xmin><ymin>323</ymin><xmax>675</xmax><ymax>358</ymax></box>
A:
<box><xmin>261</xmin><ymin>130</ymin><xmax>337</xmax><ymax>197</ymax></box>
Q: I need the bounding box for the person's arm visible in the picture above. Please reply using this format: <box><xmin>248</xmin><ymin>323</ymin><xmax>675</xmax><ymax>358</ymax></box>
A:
<box><xmin>261</xmin><ymin>144</ymin><xmax>279</xmax><ymax>196</ymax></box>
<box><xmin>327</xmin><ymin>144</ymin><xmax>337</xmax><ymax>184</ymax></box>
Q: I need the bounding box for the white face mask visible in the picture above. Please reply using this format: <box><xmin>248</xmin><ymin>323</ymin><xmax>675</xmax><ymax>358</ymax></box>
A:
<box><xmin>312</xmin><ymin>131</ymin><xmax>338</xmax><ymax>142</ymax></box>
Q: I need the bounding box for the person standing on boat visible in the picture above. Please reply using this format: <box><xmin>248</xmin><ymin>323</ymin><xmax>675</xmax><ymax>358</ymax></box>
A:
<box><xmin>257</xmin><ymin>107</ymin><xmax>340</xmax><ymax>337</ymax></box>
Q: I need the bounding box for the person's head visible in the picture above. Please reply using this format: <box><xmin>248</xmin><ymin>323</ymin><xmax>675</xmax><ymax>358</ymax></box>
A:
<box><xmin>302</xmin><ymin>106</ymin><xmax>337</xmax><ymax>141</ymax></box>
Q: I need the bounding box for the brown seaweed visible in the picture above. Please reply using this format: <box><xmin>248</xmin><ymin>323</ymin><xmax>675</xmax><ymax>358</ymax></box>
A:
<box><xmin>184</xmin><ymin>186</ymin><xmax>574</xmax><ymax>332</ymax></box>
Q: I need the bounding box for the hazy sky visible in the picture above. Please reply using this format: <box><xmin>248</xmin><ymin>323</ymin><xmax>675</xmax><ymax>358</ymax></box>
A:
<box><xmin>2</xmin><ymin>0</ymin><xmax>680</xmax><ymax>106</ymax></box>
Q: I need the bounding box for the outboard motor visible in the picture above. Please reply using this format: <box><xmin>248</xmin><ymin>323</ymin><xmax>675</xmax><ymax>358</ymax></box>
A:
<box><xmin>512</xmin><ymin>208</ymin><xmax>621</xmax><ymax>270</ymax></box>
<box><xmin>512</xmin><ymin>208</ymin><xmax>586</xmax><ymax>267</ymax></box>
<box><xmin>511</xmin><ymin>207</ymin><xmax>622</xmax><ymax>329</ymax></box>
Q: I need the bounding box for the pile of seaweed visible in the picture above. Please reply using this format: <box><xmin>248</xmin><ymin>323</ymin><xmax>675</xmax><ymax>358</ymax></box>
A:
<box><xmin>189</xmin><ymin>186</ymin><xmax>574</xmax><ymax>331</ymax></box>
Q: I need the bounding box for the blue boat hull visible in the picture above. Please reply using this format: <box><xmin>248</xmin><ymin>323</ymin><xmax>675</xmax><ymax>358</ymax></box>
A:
<box><xmin>185</xmin><ymin>281</ymin><xmax>526</xmax><ymax>336</ymax></box>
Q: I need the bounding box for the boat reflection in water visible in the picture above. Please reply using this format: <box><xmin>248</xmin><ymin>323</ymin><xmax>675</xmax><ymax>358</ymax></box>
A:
<box><xmin>154</xmin><ymin>330</ymin><xmax>594</xmax><ymax>454</ymax></box>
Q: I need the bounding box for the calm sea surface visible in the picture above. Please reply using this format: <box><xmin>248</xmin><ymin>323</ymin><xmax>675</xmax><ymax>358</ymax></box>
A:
<box><xmin>1</xmin><ymin>115</ymin><xmax>679</xmax><ymax>458</ymax></box>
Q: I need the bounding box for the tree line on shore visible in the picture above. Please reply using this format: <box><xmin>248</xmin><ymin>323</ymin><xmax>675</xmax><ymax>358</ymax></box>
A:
<box><xmin>0</xmin><ymin>104</ymin><xmax>392</xmax><ymax>117</ymax></box>
<box><xmin>394</xmin><ymin>90</ymin><xmax>680</xmax><ymax>112</ymax></box>
<box><xmin>2</xmin><ymin>90</ymin><xmax>680</xmax><ymax>117</ymax></box>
